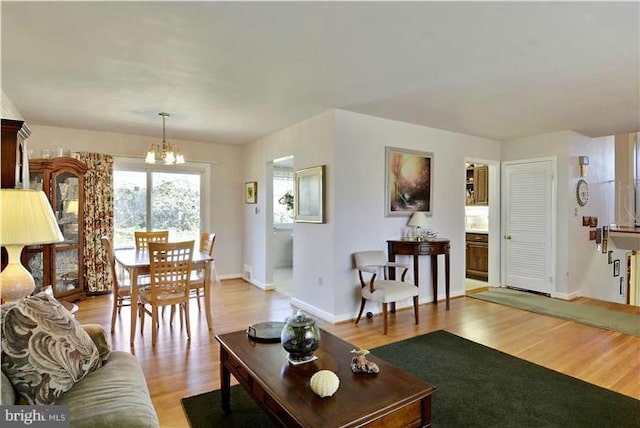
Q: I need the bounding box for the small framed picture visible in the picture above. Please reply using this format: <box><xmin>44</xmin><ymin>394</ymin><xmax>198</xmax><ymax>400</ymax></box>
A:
<box><xmin>589</xmin><ymin>216</ymin><xmax>598</xmax><ymax>227</ymax></box>
<box><xmin>245</xmin><ymin>181</ymin><xmax>257</xmax><ymax>204</ymax></box>
<box><xmin>608</xmin><ymin>250</ymin><xmax>613</xmax><ymax>264</ymax></box>
<box><xmin>582</xmin><ymin>216</ymin><xmax>591</xmax><ymax>226</ymax></box>
<box><xmin>613</xmin><ymin>259</ymin><xmax>620</xmax><ymax>277</ymax></box>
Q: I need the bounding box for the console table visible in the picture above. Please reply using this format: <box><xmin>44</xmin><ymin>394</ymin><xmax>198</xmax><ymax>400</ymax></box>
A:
<box><xmin>387</xmin><ymin>239</ymin><xmax>451</xmax><ymax>310</ymax></box>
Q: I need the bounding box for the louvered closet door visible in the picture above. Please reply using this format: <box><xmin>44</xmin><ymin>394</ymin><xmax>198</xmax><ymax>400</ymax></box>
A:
<box><xmin>502</xmin><ymin>159</ymin><xmax>554</xmax><ymax>294</ymax></box>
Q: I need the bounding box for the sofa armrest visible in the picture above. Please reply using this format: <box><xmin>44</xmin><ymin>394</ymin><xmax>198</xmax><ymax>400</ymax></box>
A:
<box><xmin>82</xmin><ymin>324</ymin><xmax>111</xmax><ymax>362</ymax></box>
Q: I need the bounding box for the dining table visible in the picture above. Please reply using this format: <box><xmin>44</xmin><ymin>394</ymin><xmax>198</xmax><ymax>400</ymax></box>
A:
<box><xmin>113</xmin><ymin>247</ymin><xmax>214</xmax><ymax>345</ymax></box>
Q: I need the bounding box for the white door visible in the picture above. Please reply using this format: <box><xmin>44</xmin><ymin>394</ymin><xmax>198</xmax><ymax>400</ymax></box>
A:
<box><xmin>502</xmin><ymin>159</ymin><xmax>555</xmax><ymax>294</ymax></box>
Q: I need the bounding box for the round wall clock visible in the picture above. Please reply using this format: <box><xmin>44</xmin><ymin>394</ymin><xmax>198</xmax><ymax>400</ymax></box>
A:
<box><xmin>576</xmin><ymin>179</ymin><xmax>589</xmax><ymax>206</ymax></box>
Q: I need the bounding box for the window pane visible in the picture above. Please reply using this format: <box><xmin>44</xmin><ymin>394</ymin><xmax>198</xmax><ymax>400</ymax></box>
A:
<box><xmin>113</xmin><ymin>170</ymin><xmax>147</xmax><ymax>248</ymax></box>
<box><xmin>274</xmin><ymin>166</ymin><xmax>294</xmax><ymax>225</ymax></box>
<box><xmin>151</xmin><ymin>172</ymin><xmax>200</xmax><ymax>243</ymax></box>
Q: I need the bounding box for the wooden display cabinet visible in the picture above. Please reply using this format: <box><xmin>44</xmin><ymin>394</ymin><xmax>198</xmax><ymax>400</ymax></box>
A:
<box><xmin>26</xmin><ymin>158</ymin><xmax>87</xmax><ymax>301</ymax></box>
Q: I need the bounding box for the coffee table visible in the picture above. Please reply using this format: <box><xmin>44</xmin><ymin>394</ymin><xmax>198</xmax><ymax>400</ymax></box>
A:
<box><xmin>216</xmin><ymin>328</ymin><xmax>437</xmax><ymax>427</ymax></box>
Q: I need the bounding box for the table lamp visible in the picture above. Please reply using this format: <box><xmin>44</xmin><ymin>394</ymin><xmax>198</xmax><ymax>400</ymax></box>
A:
<box><xmin>408</xmin><ymin>211</ymin><xmax>429</xmax><ymax>241</ymax></box>
<box><xmin>1</xmin><ymin>189</ymin><xmax>64</xmax><ymax>302</ymax></box>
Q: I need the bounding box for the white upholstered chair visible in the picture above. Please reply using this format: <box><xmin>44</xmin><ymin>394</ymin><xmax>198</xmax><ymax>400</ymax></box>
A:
<box><xmin>353</xmin><ymin>250</ymin><xmax>419</xmax><ymax>335</ymax></box>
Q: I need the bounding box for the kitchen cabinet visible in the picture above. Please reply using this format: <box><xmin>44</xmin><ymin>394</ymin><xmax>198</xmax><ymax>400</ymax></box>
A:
<box><xmin>466</xmin><ymin>233</ymin><xmax>488</xmax><ymax>281</ymax></box>
<box><xmin>466</xmin><ymin>164</ymin><xmax>488</xmax><ymax>205</ymax></box>
<box><xmin>26</xmin><ymin>158</ymin><xmax>87</xmax><ymax>301</ymax></box>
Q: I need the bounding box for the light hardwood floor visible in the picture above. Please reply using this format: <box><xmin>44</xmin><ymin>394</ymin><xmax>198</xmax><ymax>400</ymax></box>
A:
<box><xmin>74</xmin><ymin>279</ymin><xmax>640</xmax><ymax>427</ymax></box>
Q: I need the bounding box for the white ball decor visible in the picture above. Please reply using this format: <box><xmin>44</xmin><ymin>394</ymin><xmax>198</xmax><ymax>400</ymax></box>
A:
<box><xmin>309</xmin><ymin>370</ymin><xmax>340</xmax><ymax>398</ymax></box>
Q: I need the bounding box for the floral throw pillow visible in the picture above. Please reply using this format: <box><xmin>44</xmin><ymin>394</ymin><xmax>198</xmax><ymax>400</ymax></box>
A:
<box><xmin>0</xmin><ymin>290</ymin><xmax>101</xmax><ymax>404</ymax></box>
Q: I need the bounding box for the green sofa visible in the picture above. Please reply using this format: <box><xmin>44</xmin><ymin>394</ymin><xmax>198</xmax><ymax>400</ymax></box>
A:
<box><xmin>1</xmin><ymin>324</ymin><xmax>159</xmax><ymax>428</ymax></box>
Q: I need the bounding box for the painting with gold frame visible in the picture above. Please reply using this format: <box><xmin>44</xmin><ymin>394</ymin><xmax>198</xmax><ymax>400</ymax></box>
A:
<box><xmin>294</xmin><ymin>165</ymin><xmax>325</xmax><ymax>223</ymax></box>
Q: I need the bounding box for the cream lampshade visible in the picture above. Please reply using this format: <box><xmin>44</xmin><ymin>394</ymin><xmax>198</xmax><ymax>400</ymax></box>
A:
<box><xmin>0</xmin><ymin>189</ymin><xmax>64</xmax><ymax>302</ymax></box>
<box><xmin>408</xmin><ymin>211</ymin><xmax>429</xmax><ymax>241</ymax></box>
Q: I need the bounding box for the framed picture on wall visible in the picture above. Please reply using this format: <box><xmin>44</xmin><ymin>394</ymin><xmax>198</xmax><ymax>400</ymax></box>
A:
<box><xmin>613</xmin><ymin>259</ymin><xmax>620</xmax><ymax>277</ymax></box>
<box><xmin>294</xmin><ymin>165</ymin><xmax>325</xmax><ymax>223</ymax></box>
<box><xmin>245</xmin><ymin>181</ymin><xmax>257</xmax><ymax>204</ymax></box>
<box><xmin>385</xmin><ymin>146</ymin><xmax>433</xmax><ymax>217</ymax></box>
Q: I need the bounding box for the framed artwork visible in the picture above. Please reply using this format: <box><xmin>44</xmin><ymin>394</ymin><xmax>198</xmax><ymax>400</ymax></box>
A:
<box><xmin>245</xmin><ymin>181</ymin><xmax>257</xmax><ymax>204</ymax></box>
<box><xmin>613</xmin><ymin>259</ymin><xmax>620</xmax><ymax>277</ymax></box>
<box><xmin>294</xmin><ymin>165</ymin><xmax>325</xmax><ymax>223</ymax></box>
<box><xmin>385</xmin><ymin>146</ymin><xmax>433</xmax><ymax>217</ymax></box>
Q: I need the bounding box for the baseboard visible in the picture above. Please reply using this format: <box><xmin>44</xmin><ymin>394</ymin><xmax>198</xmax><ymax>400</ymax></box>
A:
<box><xmin>551</xmin><ymin>290</ymin><xmax>580</xmax><ymax>301</ymax></box>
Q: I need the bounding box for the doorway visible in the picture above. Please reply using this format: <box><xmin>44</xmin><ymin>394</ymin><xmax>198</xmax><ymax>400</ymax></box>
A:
<box><xmin>270</xmin><ymin>156</ymin><xmax>294</xmax><ymax>295</ymax></box>
<box><xmin>464</xmin><ymin>162</ymin><xmax>490</xmax><ymax>292</ymax></box>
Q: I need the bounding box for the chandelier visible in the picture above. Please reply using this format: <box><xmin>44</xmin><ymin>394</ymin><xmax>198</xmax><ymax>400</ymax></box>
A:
<box><xmin>145</xmin><ymin>112</ymin><xmax>185</xmax><ymax>165</ymax></box>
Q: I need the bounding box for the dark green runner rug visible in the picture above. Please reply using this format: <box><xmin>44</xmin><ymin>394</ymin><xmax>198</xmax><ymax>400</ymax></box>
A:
<box><xmin>181</xmin><ymin>330</ymin><xmax>639</xmax><ymax>427</ymax></box>
<box><xmin>469</xmin><ymin>287</ymin><xmax>640</xmax><ymax>336</ymax></box>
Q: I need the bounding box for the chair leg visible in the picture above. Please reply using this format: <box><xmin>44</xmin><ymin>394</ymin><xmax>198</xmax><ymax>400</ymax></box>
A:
<box><xmin>382</xmin><ymin>303</ymin><xmax>388</xmax><ymax>335</ymax></box>
<box><xmin>111</xmin><ymin>295</ymin><xmax>118</xmax><ymax>333</ymax></box>
<box><xmin>139</xmin><ymin>303</ymin><xmax>145</xmax><ymax>333</ymax></box>
<box><xmin>355</xmin><ymin>298</ymin><xmax>366</xmax><ymax>324</ymax></box>
<box><xmin>413</xmin><ymin>296</ymin><xmax>419</xmax><ymax>325</ymax></box>
<box><xmin>196</xmin><ymin>289</ymin><xmax>201</xmax><ymax>311</ymax></box>
<box><xmin>183</xmin><ymin>302</ymin><xmax>191</xmax><ymax>341</ymax></box>
<box><xmin>151</xmin><ymin>306</ymin><xmax>158</xmax><ymax>347</ymax></box>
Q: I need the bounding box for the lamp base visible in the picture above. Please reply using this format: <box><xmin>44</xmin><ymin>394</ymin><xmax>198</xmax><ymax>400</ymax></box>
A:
<box><xmin>0</xmin><ymin>245</ymin><xmax>36</xmax><ymax>302</ymax></box>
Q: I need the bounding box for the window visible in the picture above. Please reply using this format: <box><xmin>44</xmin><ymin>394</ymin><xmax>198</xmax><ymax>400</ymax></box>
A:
<box><xmin>273</xmin><ymin>165</ymin><xmax>294</xmax><ymax>226</ymax></box>
<box><xmin>113</xmin><ymin>162</ymin><xmax>206</xmax><ymax>249</ymax></box>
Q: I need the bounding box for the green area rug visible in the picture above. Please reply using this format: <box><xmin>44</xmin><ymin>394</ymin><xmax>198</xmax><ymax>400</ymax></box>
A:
<box><xmin>468</xmin><ymin>287</ymin><xmax>640</xmax><ymax>336</ymax></box>
<box><xmin>181</xmin><ymin>330</ymin><xmax>639</xmax><ymax>428</ymax></box>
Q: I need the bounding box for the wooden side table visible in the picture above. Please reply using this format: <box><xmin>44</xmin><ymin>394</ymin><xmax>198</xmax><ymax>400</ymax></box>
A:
<box><xmin>387</xmin><ymin>239</ymin><xmax>451</xmax><ymax>310</ymax></box>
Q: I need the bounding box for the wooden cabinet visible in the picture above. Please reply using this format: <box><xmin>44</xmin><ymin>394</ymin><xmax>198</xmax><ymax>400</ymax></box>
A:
<box><xmin>26</xmin><ymin>158</ymin><xmax>87</xmax><ymax>301</ymax></box>
<box><xmin>466</xmin><ymin>233</ymin><xmax>488</xmax><ymax>281</ymax></box>
<box><xmin>466</xmin><ymin>164</ymin><xmax>489</xmax><ymax>205</ymax></box>
<box><xmin>1</xmin><ymin>118</ymin><xmax>31</xmax><ymax>189</ymax></box>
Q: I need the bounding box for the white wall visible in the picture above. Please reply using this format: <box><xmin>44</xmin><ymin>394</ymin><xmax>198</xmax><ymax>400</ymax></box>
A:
<box><xmin>24</xmin><ymin>125</ymin><xmax>245</xmax><ymax>278</ymax></box>
<box><xmin>1</xmin><ymin>91</ymin><xmax>24</xmax><ymax>120</ymax></box>
<box><xmin>242</xmin><ymin>110</ymin><xmax>336</xmax><ymax>320</ymax></box>
<box><xmin>502</xmin><ymin>131</ymin><xmax>625</xmax><ymax>302</ymax></box>
<box><xmin>332</xmin><ymin>110</ymin><xmax>502</xmax><ymax>320</ymax></box>
<box><xmin>571</xmin><ymin>135</ymin><xmax>627</xmax><ymax>303</ymax></box>
<box><xmin>243</xmin><ymin>109</ymin><xmax>503</xmax><ymax>322</ymax></box>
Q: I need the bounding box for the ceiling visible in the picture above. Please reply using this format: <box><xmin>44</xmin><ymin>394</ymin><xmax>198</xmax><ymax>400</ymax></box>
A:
<box><xmin>2</xmin><ymin>2</ymin><xmax>639</xmax><ymax>146</ymax></box>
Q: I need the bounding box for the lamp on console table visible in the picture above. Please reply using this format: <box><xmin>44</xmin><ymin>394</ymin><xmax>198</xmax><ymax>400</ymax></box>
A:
<box><xmin>0</xmin><ymin>189</ymin><xmax>63</xmax><ymax>303</ymax></box>
<box><xmin>408</xmin><ymin>211</ymin><xmax>429</xmax><ymax>241</ymax></box>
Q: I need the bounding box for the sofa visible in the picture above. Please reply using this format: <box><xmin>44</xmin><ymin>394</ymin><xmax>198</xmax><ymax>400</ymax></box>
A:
<box><xmin>1</xmin><ymin>291</ymin><xmax>159</xmax><ymax>428</ymax></box>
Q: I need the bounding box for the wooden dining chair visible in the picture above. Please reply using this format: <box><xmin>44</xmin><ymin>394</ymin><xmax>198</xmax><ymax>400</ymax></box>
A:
<box><xmin>102</xmin><ymin>236</ymin><xmax>133</xmax><ymax>333</ymax></box>
<box><xmin>188</xmin><ymin>232</ymin><xmax>216</xmax><ymax>310</ymax></box>
<box><xmin>353</xmin><ymin>250</ymin><xmax>419</xmax><ymax>335</ymax></box>
<box><xmin>134</xmin><ymin>230</ymin><xmax>169</xmax><ymax>249</ymax></box>
<box><xmin>138</xmin><ymin>240</ymin><xmax>194</xmax><ymax>346</ymax></box>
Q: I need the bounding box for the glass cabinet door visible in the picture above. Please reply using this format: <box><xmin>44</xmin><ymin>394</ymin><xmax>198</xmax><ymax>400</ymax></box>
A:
<box><xmin>26</xmin><ymin>248</ymin><xmax>45</xmax><ymax>293</ymax></box>
<box><xmin>52</xmin><ymin>172</ymin><xmax>82</xmax><ymax>296</ymax></box>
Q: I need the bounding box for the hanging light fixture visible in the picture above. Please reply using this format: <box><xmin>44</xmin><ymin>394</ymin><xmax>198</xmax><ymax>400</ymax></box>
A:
<box><xmin>145</xmin><ymin>112</ymin><xmax>186</xmax><ymax>165</ymax></box>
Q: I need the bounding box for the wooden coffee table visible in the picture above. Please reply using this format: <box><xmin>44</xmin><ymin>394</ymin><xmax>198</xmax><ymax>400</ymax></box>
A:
<box><xmin>216</xmin><ymin>328</ymin><xmax>437</xmax><ymax>427</ymax></box>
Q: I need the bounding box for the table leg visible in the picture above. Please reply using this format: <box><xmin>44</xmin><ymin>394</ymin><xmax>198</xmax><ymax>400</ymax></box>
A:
<box><xmin>220</xmin><ymin>347</ymin><xmax>231</xmax><ymax>413</ymax></box>
<box><xmin>388</xmin><ymin>249</ymin><xmax>397</xmax><ymax>312</ymax></box>
<box><xmin>130</xmin><ymin>268</ymin><xmax>138</xmax><ymax>346</ymax></box>
<box><xmin>204</xmin><ymin>261</ymin><xmax>213</xmax><ymax>331</ymax></box>
<box><xmin>430</xmin><ymin>255</ymin><xmax>438</xmax><ymax>304</ymax></box>
<box><xmin>445</xmin><ymin>251</ymin><xmax>450</xmax><ymax>311</ymax></box>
